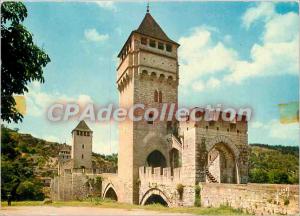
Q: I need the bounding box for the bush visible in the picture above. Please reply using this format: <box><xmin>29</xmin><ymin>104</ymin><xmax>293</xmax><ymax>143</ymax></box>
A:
<box><xmin>176</xmin><ymin>184</ymin><xmax>184</xmax><ymax>200</ymax></box>
<box><xmin>194</xmin><ymin>185</ymin><xmax>201</xmax><ymax>207</ymax></box>
<box><xmin>249</xmin><ymin>169</ymin><xmax>269</xmax><ymax>183</ymax></box>
<box><xmin>16</xmin><ymin>180</ymin><xmax>44</xmax><ymax>200</ymax></box>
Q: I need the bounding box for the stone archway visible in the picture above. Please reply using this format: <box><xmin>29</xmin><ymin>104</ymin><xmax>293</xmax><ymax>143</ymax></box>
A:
<box><xmin>140</xmin><ymin>188</ymin><xmax>171</xmax><ymax>207</ymax></box>
<box><xmin>146</xmin><ymin>150</ymin><xmax>167</xmax><ymax>168</ymax></box>
<box><xmin>103</xmin><ymin>184</ymin><xmax>118</xmax><ymax>201</ymax></box>
<box><xmin>207</xmin><ymin>143</ymin><xmax>237</xmax><ymax>183</ymax></box>
<box><xmin>206</xmin><ymin>136</ymin><xmax>240</xmax><ymax>184</ymax></box>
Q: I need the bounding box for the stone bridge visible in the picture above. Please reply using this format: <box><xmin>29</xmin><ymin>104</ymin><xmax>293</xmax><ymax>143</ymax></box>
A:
<box><xmin>138</xmin><ymin>166</ymin><xmax>195</xmax><ymax>207</ymax></box>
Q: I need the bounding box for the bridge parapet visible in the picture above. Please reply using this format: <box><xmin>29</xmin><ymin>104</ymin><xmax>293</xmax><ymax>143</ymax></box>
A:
<box><xmin>139</xmin><ymin>166</ymin><xmax>181</xmax><ymax>183</ymax></box>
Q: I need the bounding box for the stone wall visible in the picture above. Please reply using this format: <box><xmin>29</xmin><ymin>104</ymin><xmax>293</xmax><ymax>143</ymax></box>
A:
<box><xmin>51</xmin><ymin>172</ymin><xmax>102</xmax><ymax>201</ymax></box>
<box><xmin>200</xmin><ymin>183</ymin><xmax>299</xmax><ymax>215</ymax></box>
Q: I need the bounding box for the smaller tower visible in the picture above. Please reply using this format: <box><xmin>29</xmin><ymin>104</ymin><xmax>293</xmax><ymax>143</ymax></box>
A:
<box><xmin>71</xmin><ymin>120</ymin><xmax>93</xmax><ymax>169</ymax></box>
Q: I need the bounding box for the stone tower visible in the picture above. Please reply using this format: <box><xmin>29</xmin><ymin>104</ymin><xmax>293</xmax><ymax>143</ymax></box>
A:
<box><xmin>71</xmin><ymin>120</ymin><xmax>93</xmax><ymax>169</ymax></box>
<box><xmin>116</xmin><ymin>10</ymin><xmax>180</xmax><ymax>204</ymax></box>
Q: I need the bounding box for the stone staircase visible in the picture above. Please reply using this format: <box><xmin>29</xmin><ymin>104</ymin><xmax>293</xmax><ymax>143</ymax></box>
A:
<box><xmin>205</xmin><ymin>168</ymin><xmax>218</xmax><ymax>183</ymax></box>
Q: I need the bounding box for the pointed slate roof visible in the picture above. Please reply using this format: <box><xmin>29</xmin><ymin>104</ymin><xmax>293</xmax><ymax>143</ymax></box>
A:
<box><xmin>133</xmin><ymin>12</ymin><xmax>177</xmax><ymax>45</ymax></box>
<box><xmin>73</xmin><ymin>120</ymin><xmax>92</xmax><ymax>132</ymax></box>
<box><xmin>118</xmin><ymin>12</ymin><xmax>179</xmax><ymax>57</ymax></box>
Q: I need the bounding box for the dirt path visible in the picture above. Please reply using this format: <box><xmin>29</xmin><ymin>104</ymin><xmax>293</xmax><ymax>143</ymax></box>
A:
<box><xmin>0</xmin><ymin>206</ymin><xmax>193</xmax><ymax>216</ymax></box>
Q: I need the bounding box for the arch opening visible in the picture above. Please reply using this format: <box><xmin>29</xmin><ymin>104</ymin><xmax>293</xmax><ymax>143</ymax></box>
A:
<box><xmin>207</xmin><ymin>142</ymin><xmax>237</xmax><ymax>183</ymax></box>
<box><xmin>104</xmin><ymin>187</ymin><xmax>118</xmax><ymax>201</ymax></box>
<box><xmin>144</xmin><ymin>194</ymin><xmax>168</xmax><ymax>207</ymax></box>
<box><xmin>146</xmin><ymin>150</ymin><xmax>167</xmax><ymax>168</ymax></box>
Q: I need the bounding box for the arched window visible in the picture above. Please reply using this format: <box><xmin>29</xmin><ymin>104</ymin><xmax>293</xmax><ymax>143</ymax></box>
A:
<box><xmin>158</xmin><ymin>91</ymin><xmax>162</xmax><ymax>103</ymax></box>
<box><xmin>82</xmin><ymin>154</ymin><xmax>84</xmax><ymax>159</ymax></box>
<box><xmin>154</xmin><ymin>90</ymin><xmax>158</xmax><ymax>102</ymax></box>
<box><xmin>82</xmin><ymin>144</ymin><xmax>84</xmax><ymax>149</ymax></box>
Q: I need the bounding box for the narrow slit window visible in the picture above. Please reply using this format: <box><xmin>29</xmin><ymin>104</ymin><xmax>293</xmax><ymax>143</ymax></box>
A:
<box><xmin>154</xmin><ymin>90</ymin><xmax>158</xmax><ymax>102</ymax></box>
<box><xmin>158</xmin><ymin>91</ymin><xmax>162</xmax><ymax>103</ymax></box>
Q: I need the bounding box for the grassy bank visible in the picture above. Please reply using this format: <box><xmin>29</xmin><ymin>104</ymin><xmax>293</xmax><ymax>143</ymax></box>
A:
<box><xmin>1</xmin><ymin>199</ymin><xmax>247</xmax><ymax>215</ymax></box>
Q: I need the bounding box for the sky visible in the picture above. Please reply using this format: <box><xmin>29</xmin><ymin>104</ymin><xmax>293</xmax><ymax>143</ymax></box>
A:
<box><xmin>7</xmin><ymin>1</ymin><xmax>299</xmax><ymax>154</ymax></box>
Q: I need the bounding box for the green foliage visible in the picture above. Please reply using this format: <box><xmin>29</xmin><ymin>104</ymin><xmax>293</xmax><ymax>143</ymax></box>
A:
<box><xmin>268</xmin><ymin>170</ymin><xmax>289</xmax><ymax>184</ymax></box>
<box><xmin>249</xmin><ymin>169</ymin><xmax>269</xmax><ymax>183</ymax></box>
<box><xmin>283</xmin><ymin>197</ymin><xmax>290</xmax><ymax>206</ymax></box>
<box><xmin>194</xmin><ymin>185</ymin><xmax>201</xmax><ymax>207</ymax></box>
<box><xmin>249</xmin><ymin>144</ymin><xmax>299</xmax><ymax>184</ymax></box>
<box><xmin>1</xmin><ymin>126</ymin><xmax>44</xmax><ymax>201</ymax></box>
<box><xmin>1</xmin><ymin>2</ymin><xmax>50</xmax><ymax>123</ymax></box>
<box><xmin>176</xmin><ymin>184</ymin><xmax>184</xmax><ymax>200</ymax></box>
<box><xmin>16</xmin><ymin>180</ymin><xmax>44</xmax><ymax>201</ymax></box>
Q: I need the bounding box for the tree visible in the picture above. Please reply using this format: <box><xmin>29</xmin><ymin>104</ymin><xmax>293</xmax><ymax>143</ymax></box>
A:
<box><xmin>1</xmin><ymin>2</ymin><xmax>50</xmax><ymax>123</ymax></box>
<box><xmin>249</xmin><ymin>168</ymin><xmax>269</xmax><ymax>183</ymax></box>
<box><xmin>268</xmin><ymin>170</ymin><xmax>289</xmax><ymax>184</ymax></box>
<box><xmin>1</xmin><ymin>126</ymin><xmax>44</xmax><ymax>200</ymax></box>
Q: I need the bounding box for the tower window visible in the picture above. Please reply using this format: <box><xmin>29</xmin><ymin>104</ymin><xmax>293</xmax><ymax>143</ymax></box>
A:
<box><xmin>158</xmin><ymin>91</ymin><xmax>162</xmax><ymax>103</ymax></box>
<box><xmin>149</xmin><ymin>40</ymin><xmax>156</xmax><ymax>48</ymax></box>
<box><xmin>158</xmin><ymin>42</ymin><xmax>164</xmax><ymax>50</ymax></box>
<box><xmin>141</xmin><ymin>37</ymin><xmax>147</xmax><ymax>45</ymax></box>
<box><xmin>82</xmin><ymin>144</ymin><xmax>84</xmax><ymax>149</ymax></box>
<box><xmin>166</xmin><ymin>44</ymin><xmax>172</xmax><ymax>52</ymax></box>
<box><xmin>77</xmin><ymin>131</ymin><xmax>79</xmax><ymax>135</ymax></box>
<box><xmin>147</xmin><ymin>113</ymin><xmax>154</xmax><ymax>125</ymax></box>
<box><xmin>87</xmin><ymin>132</ymin><xmax>90</xmax><ymax>136</ymax></box>
<box><xmin>80</xmin><ymin>131</ymin><xmax>83</xmax><ymax>136</ymax></box>
<box><xmin>82</xmin><ymin>154</ymin><xmax>84</xmax><ymax>159</ymax></box>
<box><xmin>154</xmin><ymin>90</ymin><xmax>158</xmax><ymax>102</ymax></box>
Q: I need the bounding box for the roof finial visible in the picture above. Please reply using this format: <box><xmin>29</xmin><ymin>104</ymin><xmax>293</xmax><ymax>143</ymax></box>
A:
<box><xmin>146</xmin><ymin>2</ymin><xmax>150</xmax><ymax>13</ymax></box>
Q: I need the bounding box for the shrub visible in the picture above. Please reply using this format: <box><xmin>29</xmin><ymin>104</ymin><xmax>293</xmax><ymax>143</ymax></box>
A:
<box><xmin>176</xmin><ymin>184</ymin><xmax>184</xmax><ymax>200</ymax></box>
<box><xmin>194</xmin><ymin>185</ymin><xmax>201</xmax><ymax>207</ymax></box>
<box><xmin>16</xmin><ymin>180</ymin><xmax>44</xmax><ymax>201</ymax></box>
<box><xmin>284</xmin><ymin>197</ymin><xmax>290</xmax><ymax>206</ymax></box>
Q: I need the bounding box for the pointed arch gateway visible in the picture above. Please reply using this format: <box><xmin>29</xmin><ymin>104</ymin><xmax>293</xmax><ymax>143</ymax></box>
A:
<box><xmin>103</xmin><ymin>183</ymin><xmax>118</xmax><ymax>201</ymax></box>
<box><xmin>146</xmin><ymin>150</ymin><xmax>167</xmax><ymax>168</ymax></box>
<box><xmin>140</xmin><ymin>188</ymin><xmax>171</xmax><ymax>207</ymax></box>
<box><xmin>206</xmin><ymin>136</ymin><xmax>240</xmax><ymax>184</ymax></box>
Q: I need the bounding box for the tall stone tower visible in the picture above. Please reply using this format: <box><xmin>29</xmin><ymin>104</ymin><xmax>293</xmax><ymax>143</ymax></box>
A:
<box><xmin>71</xmin><ymin>120</ymin><xmax>93</xmax><ymax>169</ymax></box>
<box><xmin>116</xmin><ymin>9</ymin><xmax>180</xmax><ymax>204</ymax></box>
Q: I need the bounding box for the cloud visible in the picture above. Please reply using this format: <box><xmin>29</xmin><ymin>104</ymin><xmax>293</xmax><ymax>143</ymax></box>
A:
<box><xmin>179</xmin><ymin>2</ymin><xmax>298</xmax><ymax>92</ymax></box>
<box><xmin>178</xmin><ymin>27</ymin><xmax>237</xmax><ymax>90</ymax></box>
<box><xmin>95</xmin><ymin>1</ymin><xmax>117</xmax><ymax>12</ymax></box>
<box><xmin>242</xmin><ymin>2</ymin><xmax>275</xmax><ymax>29</ymax></box>
<box><xmin>84</xmin><ymin>28</ymin><xmax>109</xmax><ymax>42</ymax></box>
<box><xmin>225</xmin><ymin>3</ymin><xmax>298</xmax><ymax>83</ymax></box>
<box><xmin>25</xmin><ymin>81</ymin><xmax>93</xmax><ymax>117</ymax></box>
<box><xmin>249</xmin><ymin>120</ymin><xmax>299</xmax><ymax>146</ymax></box>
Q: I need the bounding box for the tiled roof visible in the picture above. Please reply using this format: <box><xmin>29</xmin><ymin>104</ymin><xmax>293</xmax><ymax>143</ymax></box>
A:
<box><xmin>73</xmin><ymin>120</ymin><xmax>92</xmax><ymax>132</ymax></box>
<box><xmin>134</xmin><ymin>12</ymin><xmax>177</xmax><ymax>44</ymax></box>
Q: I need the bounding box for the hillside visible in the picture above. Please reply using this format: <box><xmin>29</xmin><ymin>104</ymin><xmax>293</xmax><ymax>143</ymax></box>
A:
<box><xmin>249</xmin><ymin>143</ymin><xmax>298</xmax><ymax>184</ymax></box>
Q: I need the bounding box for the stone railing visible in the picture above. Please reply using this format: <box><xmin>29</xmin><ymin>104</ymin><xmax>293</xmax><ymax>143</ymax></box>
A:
<box><xmin>139</xmin><ymin>166</ymin><xmax>181</xmax><ymax>183</ymax></box>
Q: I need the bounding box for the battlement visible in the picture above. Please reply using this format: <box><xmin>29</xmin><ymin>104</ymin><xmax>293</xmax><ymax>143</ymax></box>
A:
<box><xmin>62</xmin><ymin>167</ymin><xmax>117</xmax><ymax>175</ymax></box>
<box><xmin>139</xmin><ymin>166</ymin><xmax>181</xmax><ymax>183</ymax></box>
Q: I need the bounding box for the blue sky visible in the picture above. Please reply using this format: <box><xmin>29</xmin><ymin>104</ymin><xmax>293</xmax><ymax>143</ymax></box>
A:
<box><xmin>7</xmin><ymin>1</ymin><xmax>299</xmax><ymax>154</ymax></box>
